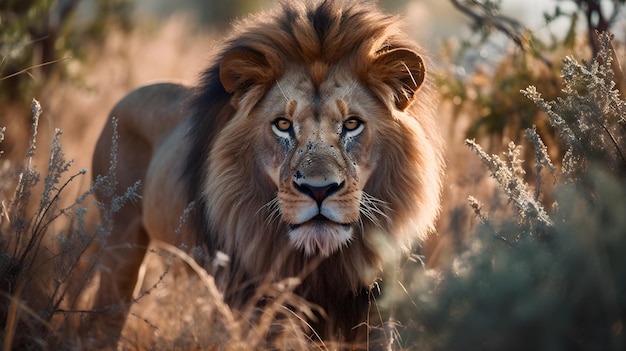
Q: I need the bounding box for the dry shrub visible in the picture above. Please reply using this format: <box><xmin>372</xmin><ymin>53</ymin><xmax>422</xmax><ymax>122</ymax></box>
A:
<box><xmin>386</xmin><ymin>32</ymin><xmax>626</xmax><ymax>351</ymax></box>
<box><xmin>0</xmin><ymin>101</ymin><xmax>139</xmax><ymax>349</ymax></box>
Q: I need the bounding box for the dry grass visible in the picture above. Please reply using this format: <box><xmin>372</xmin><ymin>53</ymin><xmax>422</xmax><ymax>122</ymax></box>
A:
<box><xmin>0</xmin><ymin>18</ymin><xmax>216</xmax><ymax>349</ymax></box>
<box><xmin>118</xmin><ymin>241</ymin><xmax>325</xmax><ymax>350</ymax></box>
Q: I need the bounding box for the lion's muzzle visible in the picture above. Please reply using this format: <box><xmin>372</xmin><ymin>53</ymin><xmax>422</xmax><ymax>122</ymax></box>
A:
<box><xmin>279</xmin><ymin>145</ymin><xmax>360</xmax><ymax>256</ymax></box>
<box><xmin>293</xmin><ymin>180</ymin><xmax>345</xmax><ymax>207</ymax></box>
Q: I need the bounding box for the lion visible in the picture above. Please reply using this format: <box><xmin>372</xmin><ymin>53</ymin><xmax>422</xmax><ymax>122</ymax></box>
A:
<box><xmin>89</xmin><ymin>0</ymin><xmax>444</xmax><ymax>346</ymax></box>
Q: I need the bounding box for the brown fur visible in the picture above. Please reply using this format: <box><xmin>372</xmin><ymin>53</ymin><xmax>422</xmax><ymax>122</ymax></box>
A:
<box><xmin>90</xmin><ymin>0</ymin><xmax>444</xmax><ymax>346</ymax></box>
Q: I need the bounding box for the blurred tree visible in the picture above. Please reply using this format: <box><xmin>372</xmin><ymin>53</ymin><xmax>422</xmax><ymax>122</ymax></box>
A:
<box><xmin>444</xmin><ymin>0</ymin><xmax>626</xmax><ymax>153</ymax></box>
<box><xmin>141</xmin><ymin>0</ymin><xmax>414</xmax><ymax>33</ymax></box>
<box><xmin>142</xmin><ymin>0</ymin><xmax>263</xmax><ymax>29</ymax></box>
<box><xmin>0</xmin><ymin>0</ymin><xmax>134</xmax><ymax>105</ymax></box>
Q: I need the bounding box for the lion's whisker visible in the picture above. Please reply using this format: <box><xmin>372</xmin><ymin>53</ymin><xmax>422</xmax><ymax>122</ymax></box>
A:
<box><xmin>257</xmin><ymin>196</ymin><xmax>277</xmax><ymax>214</ymax></box>
<box><xmin>258</xmin><ymin>197</ymin><xmax>282</xmax><ymax>227</ymax></box>
<box><xmin>362</xmin><ymin>193</ymin><xmax>391</xmax><ymax>215</ymax></box>
<box><xmin>269</xmin><ymin>206</ymin><xmax>282</xmax><ymax>226</ymax></box>
<box><xmin>402</xmin><ymin>62</ymin><xmax>418</xmax><ymax>87</ymax></box>
<box><xmin>270</xmin><ymin>203</ymin><xmax>283</xmax><ymax>226</ymax></box>
<box><xmin>360</xmin><ymin>208</ymin><xmax>380</xmax><ymax>228</ymax></box>
<box><xmin>276</xmin><ymin>81</ymin><xmax>290</xmax><ymax>104</ymax></box>
<box><xmin>359</xmin><ymin>192</ymin><xmax>391</xmax><ymax>229</ymax></box>
<box><xmin>357</xmin><ymin>216</ymin><xmax>365</xmax><ymax>235</ymax></box>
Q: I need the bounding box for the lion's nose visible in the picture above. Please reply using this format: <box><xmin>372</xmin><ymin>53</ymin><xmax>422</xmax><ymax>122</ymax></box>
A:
<box><xmin>293</xmin><ymin>181</ymin><xmax>344</xmax><ymax>207</ymax></box>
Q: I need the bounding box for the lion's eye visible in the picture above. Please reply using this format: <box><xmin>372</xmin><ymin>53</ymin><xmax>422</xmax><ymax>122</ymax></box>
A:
<box><xmin>272</xmin><ymin>118</ymin><xmax>293</xmax><ymax>138</ymax></box>
<box><xmin>343</xmin><ymin>117</ymin><xmax>361</xmax><ymax>131</ymax></box>
<box><xmin>342</xmin><ymin>117</ymin><xmax>364</xmax><ymax>135</ymax></box>
<box><xmin>274</xmin><ymin>118</ymin><xmax>292</xmax><ymax>131</ymax></box>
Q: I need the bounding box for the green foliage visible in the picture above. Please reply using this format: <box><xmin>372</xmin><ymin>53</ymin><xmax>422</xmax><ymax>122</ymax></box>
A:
<box><xmin>442</xmin><ymin>0</ymin><xmax>625</xmax><ymax>150</ymax></box>
<box><xmin>0</xmin><ymin>0</ymin><xmax>134</xmax><ymax>105</ymax></box>
<box><xmin>389</xmin><ymin>32</ymin><xmax>626</xmax><ymax>350</ymax></box>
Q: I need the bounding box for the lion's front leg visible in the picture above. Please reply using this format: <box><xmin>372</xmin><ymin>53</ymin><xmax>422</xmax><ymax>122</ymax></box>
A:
<box><xmin>82</xmin><ymin>215</ymin><xmax>149</xmax><ymax>348</ymax></box>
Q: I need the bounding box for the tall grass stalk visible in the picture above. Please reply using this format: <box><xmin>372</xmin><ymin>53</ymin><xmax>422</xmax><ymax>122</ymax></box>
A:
<box><xmin>0</xmin><ymin>104</ymin><xmax>140</xmax><ymax>349</ymax></box>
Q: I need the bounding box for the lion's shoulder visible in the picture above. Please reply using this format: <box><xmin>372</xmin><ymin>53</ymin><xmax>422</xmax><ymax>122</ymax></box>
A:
<box><xmin>112</xmin><ymin>83</ymin><xmax>191</xmax><ymax>146</ymax></box>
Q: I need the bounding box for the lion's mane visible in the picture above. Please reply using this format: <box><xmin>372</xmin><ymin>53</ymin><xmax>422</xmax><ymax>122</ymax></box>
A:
<box><xmin>183</xmin><ymin>0</ymin><xmax>444</xmax><ymax>338</ymax></box>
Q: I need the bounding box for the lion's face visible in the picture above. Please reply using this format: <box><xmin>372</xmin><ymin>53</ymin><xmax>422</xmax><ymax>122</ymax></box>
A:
<box><xmin>202</xmin><ymin>1</ymin><xmax>441</xmax><ymax>270</ymax></box>
<box><xmin>254</xmin><ymin>67</ymin><xmax>387</xmax><ymax>256</ymax></box>
<box><xmin>211</xmin><ymin>42</ymin><xmax>433</xmax><ymax>259</ymax></box>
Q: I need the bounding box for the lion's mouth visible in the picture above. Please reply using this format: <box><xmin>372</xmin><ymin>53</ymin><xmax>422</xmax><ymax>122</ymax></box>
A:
<box><xmin>287</xmin><ymin>215</ymin><xmax>354</xmax><ymax>256</ymax></box>
<box><xmin>289</xmin><ymin>214</ymin><xmax>351</xmax><ymax>229</ymax></box>
<box><xmin>311</xmin><ymin>214</ymin><xmax>329</xmax><ymax>222</ymax></box>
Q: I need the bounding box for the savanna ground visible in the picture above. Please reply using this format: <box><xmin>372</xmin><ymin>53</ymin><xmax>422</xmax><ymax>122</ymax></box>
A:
<box><xmin>2</xmin><ymin>1</ymin><xmax>626</xmax><ymax>350</ymax></box>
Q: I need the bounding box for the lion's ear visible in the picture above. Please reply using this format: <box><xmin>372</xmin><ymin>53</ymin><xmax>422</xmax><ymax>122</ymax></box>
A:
<box><xmin>219</xmin><ymin>49</ymin><xmax>273</xmax><ymax>94</ymax></box>
<box><xmin>370</xmin><ymin>48</ymin><xmax>425</xmax><ymax>111</ymax></box>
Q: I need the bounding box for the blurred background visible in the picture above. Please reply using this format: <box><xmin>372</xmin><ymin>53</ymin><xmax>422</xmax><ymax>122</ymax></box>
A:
<box><xmin>3</xmin><ymin>0</ymin><xmax>624</xmax><ymax>155</ymax></box>
<box><xmin>4</xmin><ymin>0</ymin><xmax>623</xmax><ymax>230</ymax></box>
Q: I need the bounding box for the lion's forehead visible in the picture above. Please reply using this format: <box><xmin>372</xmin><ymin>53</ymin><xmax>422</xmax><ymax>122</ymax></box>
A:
<box><xmin>292</xmin><ymin>105</ymin><xmax>342</xmax><ymax>135</ymax></box>
<box><xmin>270</xmin><ymin>69</ymin><xmax>379</xmax><ymax>124</ymax></box>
